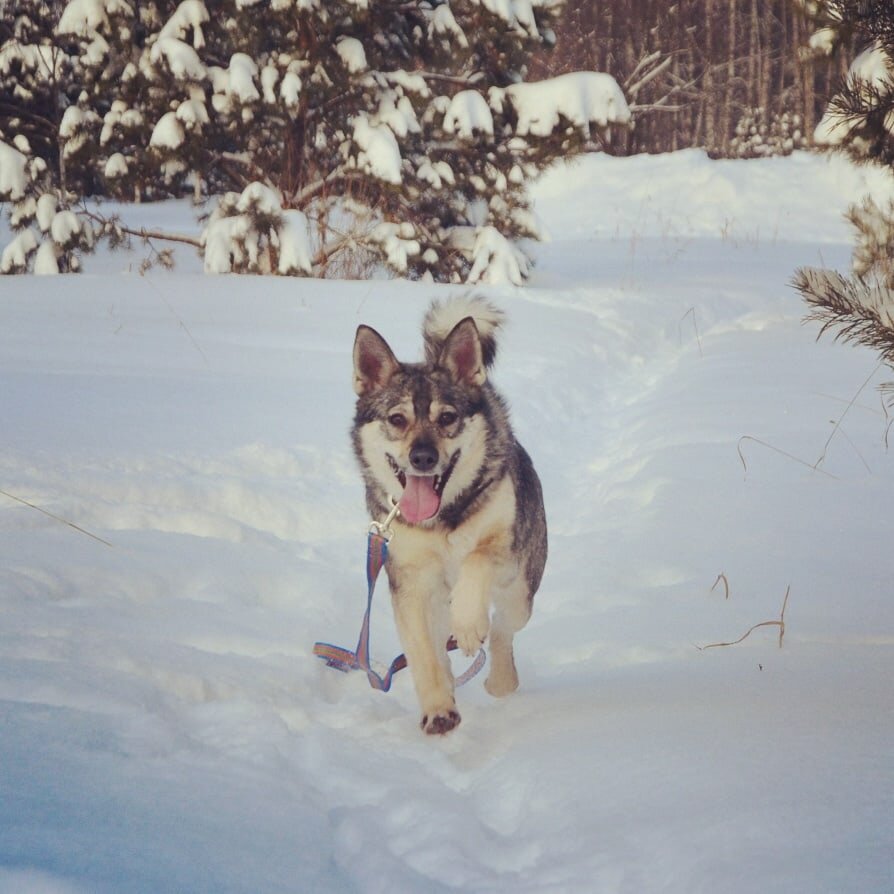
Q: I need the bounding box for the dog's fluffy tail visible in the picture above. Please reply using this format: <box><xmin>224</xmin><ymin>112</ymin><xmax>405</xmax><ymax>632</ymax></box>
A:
<box><xmin>423</xmin><ymin>296</ymin><xmax>504</xmax><ymax>369</ymax></box>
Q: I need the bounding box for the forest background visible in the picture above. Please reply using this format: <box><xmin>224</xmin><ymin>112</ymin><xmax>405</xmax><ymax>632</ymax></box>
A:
<box><xmin>537</xmin><ymin>0</ymin><xmax>852</xmax><ymax>158</ymax></box>
<box><xmin>0</xmin><ymin>1</ymin><xmax>873</xmax><ymax>283</ymax></box>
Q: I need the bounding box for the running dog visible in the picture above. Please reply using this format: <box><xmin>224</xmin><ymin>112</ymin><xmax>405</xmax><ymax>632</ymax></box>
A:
<box><xmin>351</xmin><ymin>297</ymin><xmax>547</xmax><ymax>734</ymax></box>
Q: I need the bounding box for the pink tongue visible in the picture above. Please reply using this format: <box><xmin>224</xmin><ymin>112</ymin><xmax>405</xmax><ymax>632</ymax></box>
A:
<box><xmin>399</xmin><ymin>475</ymin><xmax>441</xmax><ymax>523</ymax></box>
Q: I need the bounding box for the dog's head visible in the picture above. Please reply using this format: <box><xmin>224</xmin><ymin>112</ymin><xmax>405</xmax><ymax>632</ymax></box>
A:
<box><xmin>352</xmin><ymin>317</ymin><xmax>489</xmax><ymax>525</ymax></box>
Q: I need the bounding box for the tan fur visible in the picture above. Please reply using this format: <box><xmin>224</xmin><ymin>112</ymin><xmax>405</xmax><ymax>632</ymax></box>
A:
<box><xmin>384</xmin><ymin>476</ymin><xmax>524</xmax><ymax>731</ymax></box>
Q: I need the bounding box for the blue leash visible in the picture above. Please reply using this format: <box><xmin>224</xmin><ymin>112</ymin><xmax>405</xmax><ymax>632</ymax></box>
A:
<box><xmin>313</xmin><ymin>516</ymin><xmax>486</xmax><ymax>691</ymax></box>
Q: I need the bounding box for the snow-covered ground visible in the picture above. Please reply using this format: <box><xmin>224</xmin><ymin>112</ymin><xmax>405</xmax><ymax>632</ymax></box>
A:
<box><xmin>2</xmin><ymin>150</ymin><xmax>893</xmax><ymax>893</ymax></box>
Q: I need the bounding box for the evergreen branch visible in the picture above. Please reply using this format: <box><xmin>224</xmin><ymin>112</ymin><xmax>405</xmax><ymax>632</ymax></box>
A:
<box><xmin>218</xmin><ymin>151</ymin><xmax>278</xmax><ymax>190</ymax></box>
<box><xmin>416</xmin><ymin>69</ymin><xmax>485</xmax><ymax>87</ymax></box>
<box><xmin>290</xmin><ymin>165</ymin><xmax>357</xmax><ymax>207</ymax></box>
<box><xmin>794</xmin><ymin>267</ymin><xmax>894</xmax><ymax>367</ymax></box>
<box><xmin>80</xmin><ymin>207</ymin><xmax>202</xmax><ymax>249</ymax></box>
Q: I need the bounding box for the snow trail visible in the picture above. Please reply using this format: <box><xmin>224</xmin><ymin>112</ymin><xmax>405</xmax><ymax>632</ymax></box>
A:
<box><xmin>1</xmin><ymin>151</ymin><xmax>893</xmax><ymax>892</ymax></box>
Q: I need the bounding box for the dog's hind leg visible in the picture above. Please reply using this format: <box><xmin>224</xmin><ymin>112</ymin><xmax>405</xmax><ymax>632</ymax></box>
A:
<box><xmin>485</xmin><ymin>576</ymin><xmax>532</xmax><ymax>697</ymax></box>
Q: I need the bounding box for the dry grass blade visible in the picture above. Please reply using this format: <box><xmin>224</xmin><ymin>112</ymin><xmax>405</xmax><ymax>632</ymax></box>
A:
<box><xmin>0</xmin><ymin>488</ymin><xmax>113</xmax><ymax>548</ymax></box>
<box><xmin>698</xmin><ymin>585</ymin><xmax>790</xmax><ymax>651</ymax></box>
<box><xmin>737</xmin><ymin>436</ymin><xmax>838</xmax><ymax>479</ymax></box>
<box><xmin>813</xmin><ymin>361</ymin><xmax>882</xmax><ymax>471</ymax></box>
<box><xmin>711</xmin><ymin>572</ymin><xmax>730</xmax><ymax>599</ymax></box>
<box><xmin>679</xmin><ymin>306</ymin><xmax>703</xmax><ymax>357</ymax></box>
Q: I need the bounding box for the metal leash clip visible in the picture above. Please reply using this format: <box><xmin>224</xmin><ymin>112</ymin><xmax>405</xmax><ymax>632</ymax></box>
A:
<box><xmin>368</xmin><ymin>496</ymin><xmax>401</xmax><ymax>542</ymax></box>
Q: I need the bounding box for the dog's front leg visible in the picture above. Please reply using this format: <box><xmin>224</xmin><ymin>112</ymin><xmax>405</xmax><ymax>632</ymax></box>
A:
<box><xmin>390</xmin><ymin>565</ymin><xmax>458</xmax><ymax>735</ymax></box>
<box><xmin>449</xmin><ymin>549</ymin><xmax>494</xmax><ymax>657</ymax></box>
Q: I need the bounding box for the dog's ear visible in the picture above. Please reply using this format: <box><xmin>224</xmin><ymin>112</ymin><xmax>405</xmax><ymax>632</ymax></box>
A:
<box><xmin>439</xmin><ymin>317</ymin><xmax>486</xmax><ymax>387</ymax></box>
<box><xmin>353</xmin><ymin>325</ymin><xmax>400</xmax><ymax>395</ymax></box>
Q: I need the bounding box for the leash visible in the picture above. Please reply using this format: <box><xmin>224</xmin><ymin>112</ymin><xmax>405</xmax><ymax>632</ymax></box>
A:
<box><xmin>313</xmin><ymin>501</ymin><xmax>486</xmax><ymax>692</ymax></box>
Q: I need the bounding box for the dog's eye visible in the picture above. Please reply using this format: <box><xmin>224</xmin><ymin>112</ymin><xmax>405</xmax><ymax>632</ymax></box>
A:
<box><xmin>387</xmin><ymin>413</ymin><xmax>408</xmax><ymax>429</ymax></box>
<box><xmin>437</xmin><ymin>411</ymin><xmax>458</xmax><ymax>427</ymax></box>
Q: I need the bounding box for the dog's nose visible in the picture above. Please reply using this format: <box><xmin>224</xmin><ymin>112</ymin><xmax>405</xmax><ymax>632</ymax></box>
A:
<box><xmin>409</xmin><ymin>441</ymin><xmax>438</xmax><ymax>473</ymax></box>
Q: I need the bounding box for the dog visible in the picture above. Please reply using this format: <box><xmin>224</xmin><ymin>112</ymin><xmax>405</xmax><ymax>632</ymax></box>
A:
<box><xmin>351</xmin><ymin>296</ymin><xmax>547</xmax><ymax>734</ymax></box>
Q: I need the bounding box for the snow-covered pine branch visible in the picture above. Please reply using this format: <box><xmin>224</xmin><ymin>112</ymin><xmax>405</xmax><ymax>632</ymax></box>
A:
<box><xmin>0</xmin><ymin>0</ymin><xmax>632</xmax><ymax>281</ymax></box>
<box><xmin>795</xmin><ymin>1</ymin><xmax>894</xmax><ymax>380</ymax></box>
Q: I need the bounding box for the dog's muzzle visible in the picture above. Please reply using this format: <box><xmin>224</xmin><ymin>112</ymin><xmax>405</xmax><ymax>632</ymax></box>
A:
<box><xmin>387</xmin><ymin>450</ymin><xmax>460</xmax><ymax>524</ymax></box>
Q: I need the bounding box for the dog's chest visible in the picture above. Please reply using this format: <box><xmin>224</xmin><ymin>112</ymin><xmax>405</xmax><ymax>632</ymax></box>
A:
<box><xmin>390</xmin><ymin>476</ymin><xmax>517</xmax><ymax>587</ymax></box>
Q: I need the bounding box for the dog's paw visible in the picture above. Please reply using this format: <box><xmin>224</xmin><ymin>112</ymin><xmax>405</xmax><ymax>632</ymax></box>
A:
<box><xmin>451</xmin><ymin>603</ymin><xmax>489</xmax><ymax>657</ymax></box>
<box><xmin>484</xmin><ymin>665</ymin><xmax>519</xmax><ymax>697</ymax></box>
<box><xmin>421</xmin><ymin>707</ymin><xmax>461</xmax><ymax>736</ymax></box>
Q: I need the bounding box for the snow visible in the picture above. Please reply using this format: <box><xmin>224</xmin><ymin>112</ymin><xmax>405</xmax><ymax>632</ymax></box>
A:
<box><xmin>100</xmin><ymin>101</ymin><xmax>144</xmax><ymax>145</ymax></box>
<box><xmin>474</xmin><ymin>0</ymin><xmax>537</xmax><ymax>34</ymax></box>
<box><xmin>369</xmin><ymin>221</ymin><xmax>420</xmax><ymax>273</ymax></box>
<box><xmin>0</xmin><ymin>140</ymin><xmax>28</xmax><ymax>201</ymax></box>
<box><xmin>0</xmin><ymin>228</ymin><xmax>37</xmax><ymax>272</ymax></box>
<box><xmin>149</xmin><ymin>36</ymin><xmax>206</xmax><ymax>81</ymax></box>
<box><xmin>808</xmin><ymin>26</ymin><xmax>837</xmax><ymax>56</ymax></box>
<box><xmin>236</xmin><ymin>181</ymin><xmax>282</xmax><ymax>216</ymax></box>
<box><xmin>225</xmin><ymin>53</ymin><xmax>261</xmax><ymax>104</ymax></box>
<box><xmin>149</xmin><ymin>111</ymin><xmax>186</xmax><ymax>150</ymax></box>
<box><xmin>465</xmin><ymin>224</ymin><xmax>530</xmax><ymax>285</ymax></box>
<box><xmin>49</xmin><ymin>210</ymin><xmax>83</xmax><ymax>247</ymax></box>
<box><xmin>373</xmin><ymin>93</ymin><xmax>420</xmax><ymax>139</ymax></box>
<box><xmin>336</xmin><ymin>37</ymin><xmax>367</xmax><ymax>74</ymax></box>
<box><xmin>32</xmin><ymin>239</ymin><xmax>59</xmax><ymax>274</ymax></box>
<box><xmin>444</xmin><ymin>89</ymin><xmax>494</xmax><ymax>139</ymax></box>
<box><xmin>280</xmin><ymin>71</ymin><xmax>302</xmax><ymax>106</ymax></box>
<box><xmin>351</xmin><ymin>114</ymin><xmax>403</xmax><ymax>184</ymax></box>
<box><xmin>202</xmin><ymin>211</ymin><xmax>250</xmax><ymax>273</ymax></box>
<box><xmin>59</xmin><ymin>105</ymin><xmax>85</xmax><ymax>140</ymax></box>
<box><xmin>277</xmin><ymin>209</ymin><xmax>312</xmax><ymax>275</ymax></box>
<box><xmin>175</xmin><ymin>96</ymin><xmax>209</xmax><ymax>128</ymax></box>
<box><xmin>501</xmin><ymin>71</ymin><xmax>631</xmax><ymax>138</ymax></box>
<box><xmin>104</xmin><ymin>153</ymin><xmax>128</xmax><ymax>178</ymax></box>
<box><xmin>261</xmin><ymin>64</ymin><xmax>279</xmax><ymax>103</ymax></box>
<box><xmin>849</xmin><ymin>41</ymin><xmax>894</xmax><ymax>91</ymax></box>
<box><xmin>158</xmin><ymin>0</ymin><xmax>210</xmax><ymax>50</ymax></box>
<box><xmin>55</xmin><ymin>0</ymin><xmax>128</xmax><ymax>38</ymax></box>
<box><xmin>429</xmin><ymin>4</ymin><xmax>469</xmax><ymax>48</ymax></box>
<box><xmin>2</xmin><ymin>150</ymin><xmax>894</xmax><ymax>892</ymax></box>
<box><xmin>0</xmin><ymin>42</ymin><xmax>67</xmax><ymax>84</ymax></box>
<box><xmin>815</xmin><ymin>42</ymin><xmax>894</xmax><ymax>146</ymax></box>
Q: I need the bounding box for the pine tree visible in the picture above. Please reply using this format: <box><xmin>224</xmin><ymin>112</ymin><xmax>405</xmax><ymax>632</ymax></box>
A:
<box><xmin>793</xmin><ymin>0</ymin><xmax>894</xmax><ymax>378</ymax></box>
<box><xmin>0</xmin><ymin>0</ymin><xmax>632</xmax><ymax>282</ymax></box>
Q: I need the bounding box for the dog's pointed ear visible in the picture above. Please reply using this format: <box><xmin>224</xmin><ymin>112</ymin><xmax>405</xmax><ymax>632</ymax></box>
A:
<box><xmin>439</xmin><ymin>317</ymin><xmax>486</xmax><ymax>387</ymax></box>
<box><xmin>353</xmin><ymin>325</ymin><xmax>400</xmax><ymax>395</ymax></box>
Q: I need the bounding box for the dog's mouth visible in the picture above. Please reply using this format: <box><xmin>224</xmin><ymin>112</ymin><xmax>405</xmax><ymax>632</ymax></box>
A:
<box><xmin>388</xmin><ymin>451</ymin><xmax>460</xmax><ymax>524</ymax></box>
